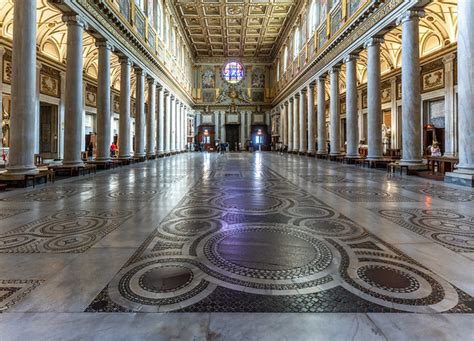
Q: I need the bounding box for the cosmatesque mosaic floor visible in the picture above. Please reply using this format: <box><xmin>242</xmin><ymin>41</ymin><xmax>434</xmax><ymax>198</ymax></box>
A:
<box><xmin>0</xmin><ymin>152</ymin><xmax>473</xmax><ymax>339</ymax></box>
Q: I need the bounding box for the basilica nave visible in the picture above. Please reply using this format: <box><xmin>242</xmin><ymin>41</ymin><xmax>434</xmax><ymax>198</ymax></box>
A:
<box><xmin>0</xmin><ymin>0</ymin><xmax>473</xmax><ymax>340</ymax></box>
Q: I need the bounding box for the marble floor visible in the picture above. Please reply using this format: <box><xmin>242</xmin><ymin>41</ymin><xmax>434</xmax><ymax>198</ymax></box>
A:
<box><xmin>0</xmin><ymin>152</ymin><xmax>473</xmax><ymax>340</ymax></box>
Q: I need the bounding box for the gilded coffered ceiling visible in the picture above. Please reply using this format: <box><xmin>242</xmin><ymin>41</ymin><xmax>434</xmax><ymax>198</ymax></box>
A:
<box><xmin>173</xmin><ymin>0</ymin><xmax>299</xmax><ymax>58</ymax></box>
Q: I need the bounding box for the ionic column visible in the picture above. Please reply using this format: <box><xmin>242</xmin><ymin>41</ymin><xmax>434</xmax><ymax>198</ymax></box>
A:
<box><xmin>178</xmin><ymin>103</ymin><xmax>183</xmax><ymax>151</ymax></box>
<box><xmin>5</xmin><ymin>0</ymin><xmax>38</xmax><ymax>175</ymax></box>
<box><xmin>164</xmin><ymin>90</ymin><xmax>171</xmax><ymax>154</ymax></box>
<box><xmin>317</xmin><ymin>75</ymin><xmax>327</xmax><ymax>155</ymax></box>
<box><xmin>329</xmin><ymin>66</ymin><xmax>341</xmax><ymax>156</ymax></box>
<box><xmin>288</xmin><ymin>98</ymin><xmax>294</xmax><ymax>151</ymax></box>
<box><xmin>95</xmin><ymin>40</ymin><xmax>112</xmax><ymax>162</ymax></box>
<box><xmin>299</xmin><ymin>89</ymin><xmax>307</xmax><ymax>154</ymax></box>
<box><xmin>220</xmin><ymin>111</ymin><xmax>226</xmax><ymax>144</ymax></box>
<box><xmin>183</xmin><ymin>107</ymin><xmax>187</xmax><ymax>151</ymax></box>
<box><xmin>240</xmin><ymin>111</ymin><xmax>246</xmax><ymax>147</ymax></box>
<box><xmin>157</xmin><ymin>85</ymin><xmax>164</xmax><ymax>155</ymax></box>
<box><xmin>170</xmin><ymin>96</ymin><xmax>176</xmax><ymax>153</ymax></box>
<box><xmin>134</xmin><ymin>67</ymin><xmax>146</xmax><ymax>158</ymax></box>
<box><xmin>62</xmin><ymin>15</ymin><xmax>86</xmax><ymax>167</ymax></box>
<box><xmin>146</xmin><ymin>77</ymin><xmax>156</xmax><ymax>157</ymax></box>
<box><xmin>365</xmin><ymin>37</ymin><xmax>384</xmax><ymax>160</ymax></box>
<box><xmin>283</xmin><ymin>102</ymin><xmax>289</xmax><ymax>147</ymax></box>
<box><xmin>345</xmin><ymin>54</ymin><xmax>359</xmax><ymax>158</ymax></box>
<box><xmin>398</xmin><ymin>11</ymin><xmax>424</xmax><ymax>167</ymax></box>
<box><xmin>446</xmin><ymin>0</ymin><xmax>474</xmax><ymax>185</ymax></box>
<box><xmin>307</xmin><ymin>83</ymin><xmax>316</xmax><ymax>155</ymax></box>
<box><xmin>293</xmin><ymin>94</ymin><xmax>300</xmax><ymax>152</ymax></box>
<box><xmin>118</xmin><ymin>57</ymin><xmax>132</xmax><ymax>159</ymax></box>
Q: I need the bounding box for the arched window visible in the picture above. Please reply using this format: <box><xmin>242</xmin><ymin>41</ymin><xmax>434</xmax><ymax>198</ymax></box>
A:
<box><xmin>165</xmin><ymin>15</ymin><xmax>170</xmax><ymax>46</ymax></box>
<box><xmin>147</xmin><ymin>0</ymin><xmax>154</xmax><ymax>26</ymax></box>
<box><xmin>283</xmin><ymin>46</ymin><xmax>288</xmax><ymax>72</ymax></box>
<box><xmin>171</xmin><ymin>28</ymin><xmax>176</xmax><ymax>57</ymax></box>
<box><xmin>276</xmin><ymin>61</ymin><xmax>280</xmax><ymax>81</ymax></box>
<box><xmin>308</xmin><ymin>0</ymin><xmax>317</xmax><ymax>37</ymax></box>
<box><xmin>156</xmin><ymin>0</ymin><xmax>163</xmax><ymax>38</ymax></box>
<box><xmin>293</xmin><ymin>28</ymin><xmax>300</xmax><ymax>59</ymax></box>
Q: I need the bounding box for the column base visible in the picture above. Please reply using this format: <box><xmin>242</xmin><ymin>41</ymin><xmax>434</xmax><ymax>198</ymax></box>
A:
<box><xmin>445</xmin><ymin>170</ymin><xmax>474</xmax><ymax>187</ymax></box>
<box><xmin>4</xmin><ymin>166</ymin><xmax>38</xmax><ymax>176</ymax></box>
<box><xmin>345</xmin><ymin>154</ymin><xmax>360</xmax><ymax>159</ymax></box>
<box><xmin>366</xmin><ymin>156</ymin><xmax>384</xmax><ymax>160</ymax></box>
<box><xmin>299</xmin><ymin>151</ymin><xmax>307</xmax><ymax>155</ymax></box>
<box><xmin>306</xmin><ymin>152</ymin><xmax>315</xmax><ymax>157</ymax></box>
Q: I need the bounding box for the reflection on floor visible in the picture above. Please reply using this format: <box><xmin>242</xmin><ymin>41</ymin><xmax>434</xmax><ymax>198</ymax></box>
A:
<box><xmin>0</xmin><ymin>153</ymin><xmax>473</xmax><ymax>338</ymax></box>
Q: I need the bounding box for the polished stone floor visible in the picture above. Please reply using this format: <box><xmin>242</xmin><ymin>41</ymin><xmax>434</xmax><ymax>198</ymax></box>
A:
<box><xmin>0</xmin><ymin>152</ymin><xmax>473</xmax><ymax>340</ymax></box>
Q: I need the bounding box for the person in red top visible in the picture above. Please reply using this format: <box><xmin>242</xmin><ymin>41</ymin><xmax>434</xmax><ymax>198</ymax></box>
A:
<box><xmin>110</xmin><ymin>143</ymin><xmax>118</xmax><ymax>157</ymax></box>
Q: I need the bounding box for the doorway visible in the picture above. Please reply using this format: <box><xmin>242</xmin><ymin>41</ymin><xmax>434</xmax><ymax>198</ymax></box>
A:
<box><xmin>225</xmin><ymin>124</ymin><xmax>240</xmax><ymax>151</ymax></box>
<box><xmin>39</xmin><ymin>103</ymin><xmax>59</xmax><ymax>159</ymax></box>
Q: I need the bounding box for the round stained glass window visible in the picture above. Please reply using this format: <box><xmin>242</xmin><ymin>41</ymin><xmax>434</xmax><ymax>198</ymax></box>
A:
<box><xmin>223</xmin><ymin>61</ymin><xmax>244</xmax><ymax>84</ymax></box>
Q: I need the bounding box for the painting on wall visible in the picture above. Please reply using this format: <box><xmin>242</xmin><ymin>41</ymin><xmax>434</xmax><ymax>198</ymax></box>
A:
<box><xmin>85</xmin><ymin>84</ymin><xmax>97</xmax><ymax>108</ymax></box>
<box><xmin>252</xmin><ymin>90</ymin><xmax>264</xmax><ymax>102</ymax></box>
<box><xmin>251</xmin><ymin>70</ymin><xmax>265</xmax><ymax>88</ymax></box>
<box><xmin>422</xmin><ymin>69</ymin><xmax>444</xmax><ymax>92</ymax></box>
<box><xmin>381</xmin><ymin>87</ymin><xmax>391</xmax><ymax>104</ymax></box>
<box><xmin>202</xmin><ymin>69</ymin><xmax>215</xmax><ymax>89</ymax></box>
<box><xmin>320</xmin><ymin>0</ymin><xmax>328</xmax><ymax>24</ymax></box>
<box><xmin>40</xmin><ymin>73</ymin><xmax>59</xmax><ymax>98</ymax></box>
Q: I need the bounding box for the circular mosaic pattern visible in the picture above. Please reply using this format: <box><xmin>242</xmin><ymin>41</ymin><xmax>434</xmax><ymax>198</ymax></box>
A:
<box><xmin>357</xmin><ymin>265</ymin><xmax>420</xmax><ymax>293</ymax></box>
<box><xmin>302</xmin><ymin>219</ymin><xmax>362</xmax><ymax>237</ymax></box>
<box><xmin>174</xmin><ymin>206</ymin><xmax>222</xmax><ymax>219</ymax></box>
<box><xmin>219</xmin><ymin>194</ymin><xmax>284</xmax><ymax>213</ymax></box>
<box><xmin>39</xmin><ymin>219</ymin><xmax>106</xmax><ymax>235</ymax></box>
<box><xmin>0</xmin><ymin>234</ymin><xmax>33</xmax><ymax>250</ymax></box>
<box><xmin>203</xmin><ymin>225</ymin><xmax>334</xmax><ymax>280</ymax></box>
<box><xmin>161</xmin><ymin>218</ymin><xmax>222</xmax><ymax>237</ymax></box>
<box><xmin>432</xmin><ymin>233</ymin><xmax>474</xmax><ymax>251</ymax></box>
<box><xmin>139</xmin><ymin>265</ymin><xmax>193</xmax><ymax>293</ymax></box>
<box><xmin>43</xmin><ymin>234</ymin><xmax>96</xmax><ymax>252</ymax></box>
<box><xmin>288</xmin><ymin>206</ymin><xmax>337</xmax><ymax>219</ymax></box>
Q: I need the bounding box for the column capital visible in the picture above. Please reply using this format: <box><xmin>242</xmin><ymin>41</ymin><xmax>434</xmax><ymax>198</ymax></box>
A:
<box><xmin>170</xmin><ymin>94</ymin><xmax>175</xmax><ymax>100</ymax></box>
<box><xmin>308</xmin><ymin>82</ymin><xmax>316</xmax><ymax>89</ymax></box>
<box><xmin>95</xmin><ymin>39</ymin><xmax>113</xmax><ymax>50</ymax></box>
<box><xmin>164</xmin><ymin>89</ymin><xmax>170</xmax><ymax>96</ymax></box>
<box><xmin>396</xmin><ymin>9</ymin><xmax>425</xmax><ymax>25</ymax></box>
<box><xmin>289</xmin><ymin>97</ymin><xmax>294</xmax><ymax>103</ymax></box>
<box><xmin>300</xmin><ymin>87</ymin><xmax>307</xmax><ymax>94</ymax></box>
<box><xmin>364</xmin><ymin>37</ymin><xmax>384</xmax><ymax>49</ymax></box>
<box><xmin>343</xmin><ymin>53</ymin><xmax>359</xmax><ymax>63</ymax></box>
<box><xmin>443</xmin><ymin>53</ymin><xmax>456</xmax><ymax>65</ymax></box>
<box><xmin>294</xmin><ymin>93</ymin><xmax>300</xmax><ymax>99</ymax></box>
<box><xmin>133</xmin><ymin>66</ymin><xmax>144</xmax><ymax>77</ymax></box>
<box><xmin>119</xmin><ymin>56</ymin><xmax>132</xmax><ymax>66</ymax></box>
<box><xmin>329</xmin><ymin>65</ymin><xmax>340</xmax><ymax>74</ymax></box>
<box><xmin>62</xmin><ymin>14</ymin><xmax>87</xmax><ymax>28</ymax></box>
<box><xmin>318</xmin><ymin>74</ymin><xmax>327</xmax><ymax>82</ymax></box>
<box><xmin>146</xmin><ymin>76</ymin><xmax>155</xmax><ymax>84</ymax></box>
<box><xmin>284</xmin><ymin>101</ymin><xmax>289</xmax><ymax>107</ymax></box>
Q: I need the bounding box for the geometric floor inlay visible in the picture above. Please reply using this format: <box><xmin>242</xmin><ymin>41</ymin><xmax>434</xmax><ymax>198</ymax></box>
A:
<box><xmin>0</xmin><ymin>208</ymin><xmax>29</xmax><ymax>219</ymax></box>
<box><xmin>87</xmin><ymin>157</ymin><xmax>473</xmax><ymax>313</ymax></box>
<box><xmin>0</xmin><ymin>186</ymin><xmax>94</xmax><ymax>202</ymax></box>
<box><xmin>322</xmin><ymin>185</ymin><xmax>418</xmax><ymax>202</ymax></box>
<box><xmin>0</xmin><ymin>279</ymin><xmax>43</xmax><ymax>312</ymax></box>
<box><xmin>375</xmin><ymin>208</ymin><xmax>474</xmax><ymax>253</ymax></box>
<box><xmin>397</xmin><ymin>185</ymin><xmax>474</xmax><ymax>202</ymax></box>
<box><xmin>0</xmin><ymin>210</ymin><xmax>134</xmax><ymax>253</ymax></box>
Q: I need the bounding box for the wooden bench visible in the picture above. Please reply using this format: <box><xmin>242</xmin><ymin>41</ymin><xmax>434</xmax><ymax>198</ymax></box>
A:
<box><xmin>24</xmin><ymin>169</ymin><xmax>54</xmax><ymax>188</ymax></box>
<box><xmin>387</xmin><ymin>162</ymin><xmax>409</xmax><ymax>176</ymax></box>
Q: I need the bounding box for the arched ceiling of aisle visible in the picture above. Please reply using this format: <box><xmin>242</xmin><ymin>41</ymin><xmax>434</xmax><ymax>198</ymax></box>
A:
<box><xmin>353</xmin><ymin>0</ymin><xmax>457</xmax><ymax>86</ymax></box>
<box><xmin>0</xmin><ymin>0</ymin><xmax>128</xmax><ymax>92</ymax></box>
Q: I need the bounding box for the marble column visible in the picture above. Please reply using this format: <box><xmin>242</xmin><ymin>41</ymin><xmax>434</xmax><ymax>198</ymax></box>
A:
<box><xmin>443</xmin><ymin>53</ymin><xmax>456</xmax><ymax>157</ymax></box>
<box><xmin>329</xmin><ymin>66</ymin><xmax>341</xmax><ymax>156</ymax></box>
<box><xmin>398</xmin><ymin>11</ymin><xmax>424</xmax><ymax>167</ymax></box>
<box><xmin>220</xmin><ymin>111</ymin><xmax>226</xmax><ymax>144</ymax></box>
<box><xmin>0</xmin><ymin>46</ymin><xmax>4</xmax><ymax>146</ymax></box>
<box><xmin>288</xmin><ymin>98</ymin><xmax>294</xmax><ymax>152</ymax></box>
<box><xmin>246</xmin><ymin>111</ymin><xmax>252</xmax><ymax>143</ymax></box>
<box><xmin>446</xmin><ymin>0</ymin><xmax>474</xmax><ymax>186</ymax></box>
<box><xmin>5</xmin><ymin>0</ymin><xmax>38</xmax><ymax>175</ymax></box>
<box><xmin>365</xmin><ymin>37</ymin><xmax>384</xmax><ymax>160</ymax></box>
<box><xmin>293</xmin><ymin>94</ymin><xmax>300</xmax><ymax>153</ymax></box>
<box><xmin>164</xmin><ymin>91</ymin><xmax>171</xmax><ymax>154</ymax></box>
<box><xmin>134</xmin><ymin>67</ymin><xmax>146</xmax><ymax>158</ymax></box>
<box><xmin>317</xmin><ymin>75</ymin><xmax>327</xmax><ymax>155</ymax></box>
<box><xmin>170</xmin><ymin>96</ymin><xmax>176</xmax><ymax>153</ymax></box>
<box><xmin>283</xmin><ymin>102</ymin><xmax>289</xmax><ymax>147</ymax></box>
<box><xmin>390</xmin><ymin>77</ymin><xmax>399</xmax><ymax>149</ymax></box>
<box><xmin>345</xmin><ymin>55</ymin><xmax>359</xmax><ymax>158</ymax></box>
<box><xmin>307</xmin><ymin>84</ymin><xmax>316</xmax><ymax>155</ymax></box>
<box><xmin>179</xmin><ymin>103</ymin><xmax>184</xmax><ymax>151</ymax></box>
<box><xmin>95</xmin><ymin>40</ymin><xmax>112</xmax><ymax>162</ymax></box>
<box><xmin>62</xmin><ymin>15</ymin><xmax>86</xmax><ymax>167</ymax></box>
<box><xmin>157</xmin><ymin>86</ymin><xmax>165</xmax><ymax>155</ymax></box>
<box><xmin>146</xmin><ymin>77</ymin><xmax>156</xmax><ymax>157</ymax></box>
<box><xmin>118</xmin><ymin>57</ymin><xmax>132</xmax><ymax>159</ymax></box>
<box><xmin>240</xmin><ymin>112</ymin><xmax>246</xmax><ymax>147</ymax></box>
<box><xmin>299</xmin><ymin>89</ymin><xmax>307</xmax><ymax>154</ymax></box>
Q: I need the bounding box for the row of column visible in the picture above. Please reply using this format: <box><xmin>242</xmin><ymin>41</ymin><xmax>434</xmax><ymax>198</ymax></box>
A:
<box><xmin>5</xmin><ymin>1</ymin><xmax>189</xmax><ymax>175</ymax></box>
<box><xmin>277</xmin><ymin>9</ymin><xmax>461</xmax><ymax>170</ymax></box>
